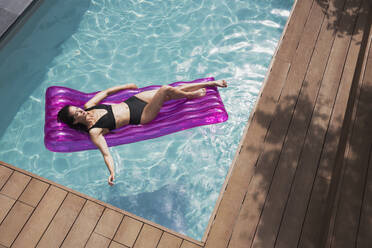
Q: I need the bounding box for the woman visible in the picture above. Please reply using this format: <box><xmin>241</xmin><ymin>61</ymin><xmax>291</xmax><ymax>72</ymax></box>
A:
<box><xmin>57</xmin><ymin>80</ymin><xmax>227</xmax><ymax>185</ymax></box>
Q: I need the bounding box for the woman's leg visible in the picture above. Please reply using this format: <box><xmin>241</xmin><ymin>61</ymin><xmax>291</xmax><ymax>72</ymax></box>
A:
<box><xmin>137</xmin><ymin>85</ymin><xmax>206</xmax><ymax>124</ymax></box>
<box><xmin>135</xmin><ymin>80</ymin><xmax>227</xmax><ymax>103</ymax></box>
<box><xmin>175</xmin><ymin>80</ymin><xmax>227</xmax><ymax>92</ymax></box>
<box><xmin>136</xmin><ymin>80</ymin><xmax>227</xmax><ymax>124</ymax></box>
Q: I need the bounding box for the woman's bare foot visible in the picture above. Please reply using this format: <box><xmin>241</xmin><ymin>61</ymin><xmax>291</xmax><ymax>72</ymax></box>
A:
<box><xmin>188</xmin><ymin>88</ymin><xmax>206</xmax><ymax>99</ymax></box>
<box><xmin>213</xmin><ymin>80</ymin><xmax>228</xmax><ymax>88</ymax></box>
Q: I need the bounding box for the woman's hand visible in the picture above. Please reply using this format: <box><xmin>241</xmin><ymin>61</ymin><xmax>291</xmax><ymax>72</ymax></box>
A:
<box><xmin>108</xmin><ymin>173</ymin><xmax>115</xmax><ymax>186</ymax></box>
<box><xmin>89</xmin><ymin>131</ymin><xmax>116</xmax><ymax>187</ymax></box>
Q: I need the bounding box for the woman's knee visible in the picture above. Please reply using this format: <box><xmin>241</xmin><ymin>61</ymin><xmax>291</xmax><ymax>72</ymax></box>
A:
<box><xmin>159</xmin><ymin>85</ymin><xmax>172</xmax><ymax>93</ymax></box>
<box><xmin>159</xmin><ymin>85</ymin><xmax>173</xmax><ymax>98</ymax></box>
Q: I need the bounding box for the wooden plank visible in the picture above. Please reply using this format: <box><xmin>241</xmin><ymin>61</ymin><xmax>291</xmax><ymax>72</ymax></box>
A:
<box><xmin>330</xmin><ymin>117</ymin><xmax>371</xmax><ymax>248</ymax></box>
<box><xmin>275</xmin><ymin>0</ymin><xmax>366</xmax><ymax>246</ymax></box>
<box><xmin>61</xmin><ymin>200</ymin><xmax>104</xmax><ymax>248</ymax></box>
<box><xmin>276</xmin><ymin>0</ymin><xmax>315</xmax><ymax>62</ymax></box>
<box><xmin>330</xmin><ymin>49</ymin><xmax>372</xmax><ymax>248</ymax></box>
<box><xmin>249</xmin><ymin>0</ymin><xmax>336</xmax><ymax>245</ymax></box>
<box><xmin>0</xmin><ymin>201</ymin><xmax>33</xmax><ymax>247</ymax></box>
<box><xmin>0</xmin><ymin>193</ymin><xmax>15</xmax><ymax>223</ymax></box>
<box><xmin>227</xmin><ymin>0</ymin><xmax>326</xmax><ymax>246</ymax></box>
<box><xmin>36</xmin><ymin>193</ymin><xmax>86</xmax><ymax>248</ymax></box>
<box><xmin>86</xmin><ymin>233</ymin><xmax>110</xmax><ymax>248</ymax></box>
<box><xmin>18</xmin><ymin>178</ymin><xmax>48</xmax><ymax>207</ymax></box>
<box><xmin>203</xmin><ymin>176</ymin><xmax>247</xmax><ymax>248</ymax></box>
<box><xmin>95</xmin><ymin>208</ymin><xmax>124</xmax><ymax>239</ymax></box>
<box><xmin>11</xmin><ymin>185</ymin><xmax>67</xmax><ymax>248</ymax></box>
<box><xmin>0</xmin><ymin>164</ymin><xmax>12</xmax><ymax>189</ymax></box>
<box><xmin>260</xmin><ymin>58</ymin><xmax>291</xmax><ymax>102</ymax></box>
<box><xmin>357</xmin><ymin>146</ymin><xmax>372</xmax><ymax>247</ymax></box>
<box><xmin>299</xmin><ymin>0</ymin><xmax>371</xmax><ymax>246</ymax></box>
<box><xmin>242</xmin><ymin>59</ymin><xmax>291</xmax><ymax>167</ymax></box>
<box><xmin>325</xmin><ymin>7</ymin><xmax>372</xmax><ymax>247</ymax></box>
<box><xmin>110</xmin><ymin>241</ymin><xmax>129</xmax><ymax>248</ymax></box>
<box><xmin>180</xmin><ymin>240</ymin><xmax>202</xmax><ymax>248</ymax></box>
<box><xmin>114</xmin><ymin>216</ymin><xmax>143</xmax><ymax>247</ymax></box>
<box><xmin>133</xmin><ymin>224</ymin><xmax>162</xmax><ymax>248</ymax></box>
<box><xmin>157</xmin><ymin>232</ymin><xmax>182</xmax><ymax>248</ymax></box>
<box><xmin>0</xmin><ymin>170</ymin><xmax>30</xmax><ymax>199</ymax></box>
<box><xmin>355</xmin><ymin>20</ymin><xmax>372</xmax><ymax>248</ymax></box>
<box><xmin>313</xmin><ymin>0</ymin><xmax>371</xmax><ymax>195</ymax></box>
<box><xmin>299</xmin><ymin>176</ymin><xmax>329</xmax><ymax>248</ymax></box>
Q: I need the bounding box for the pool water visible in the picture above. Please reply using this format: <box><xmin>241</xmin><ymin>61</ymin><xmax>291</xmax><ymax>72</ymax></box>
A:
<box><xmin>0</xmin><ymin>0</ymin><xmax>293</xmax><ymax>240</ymax></box>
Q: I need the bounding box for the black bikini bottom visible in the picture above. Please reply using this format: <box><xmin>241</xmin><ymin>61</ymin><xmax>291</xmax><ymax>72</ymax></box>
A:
<box><xmin>124</xmin><ymin>96</ymin><xmax>148</xmax><ymax>125</ymax></box>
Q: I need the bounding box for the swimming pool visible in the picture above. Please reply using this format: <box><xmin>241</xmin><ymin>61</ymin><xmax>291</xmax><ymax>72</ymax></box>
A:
<box><xmin>0</xmin><ymin>0</ymin><xmax>293</xmax><ymax>240</ymax></box>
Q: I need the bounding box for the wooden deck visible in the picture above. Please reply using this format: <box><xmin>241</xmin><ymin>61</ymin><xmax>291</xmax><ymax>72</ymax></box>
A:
<box><xmin>0</xmin><ymin>161</ymin><xmax>203</xmax><ymax>248</ymax></box>
<box><xmin>204</xmin><ymin>0</ymin><xmax>372</xmax><ymax>247</ymax></box>
<box><xmin>1</xmin><ymin>0</ymin><xmax>372</xmax><ymax>247</ymax></box>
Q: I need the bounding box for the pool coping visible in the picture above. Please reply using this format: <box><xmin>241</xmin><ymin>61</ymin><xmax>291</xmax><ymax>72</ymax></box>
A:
<box><xmin>0</xmin><ymin>0</ymin><xmax>41</xmax><ymax>50</ymax></box>
<box><xmin>0</xmin><ymin>0</ymin><xmax>298</xmax><ymax>245</ymax></box>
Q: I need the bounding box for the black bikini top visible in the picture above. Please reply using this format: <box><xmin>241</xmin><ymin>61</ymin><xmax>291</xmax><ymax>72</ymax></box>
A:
<box><xmin>85</xmin><ymin>104</ymin><xmax>116</xmax><ymax>130</ymax></box>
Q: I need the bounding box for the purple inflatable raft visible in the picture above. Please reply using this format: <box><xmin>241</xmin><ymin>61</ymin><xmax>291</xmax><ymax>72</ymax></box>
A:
<box><xmin>44</xmin><ymin>77</ymin><xmax>228</xmax><ymax>152</ymax></box>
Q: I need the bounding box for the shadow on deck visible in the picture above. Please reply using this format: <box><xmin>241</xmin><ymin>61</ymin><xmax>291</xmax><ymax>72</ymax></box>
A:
<box><xmin>205</xmin><ymin>0</ymin><xmax>372</xmax><ymax>247</ymax></box>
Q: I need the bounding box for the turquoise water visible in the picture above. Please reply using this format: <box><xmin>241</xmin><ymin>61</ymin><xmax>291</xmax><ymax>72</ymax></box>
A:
<box><xmin>0</xmin><ymin>0</ymin><xmax>293</xmax><ymax>240</ymax></box>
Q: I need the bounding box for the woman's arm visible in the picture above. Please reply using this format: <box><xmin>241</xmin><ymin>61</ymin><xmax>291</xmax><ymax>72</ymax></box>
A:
<box><xmin>89</xmin><ymin>129</ymin><xmax>116</xmax><ymax>186</ymax></box>
<box><xmin>84</xmin><ymin>83</ymin><xmax>138</xmax><ymax>109</ymax></box>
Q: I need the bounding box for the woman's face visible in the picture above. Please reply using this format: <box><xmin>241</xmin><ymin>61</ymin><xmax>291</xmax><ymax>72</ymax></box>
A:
<box><xmin>69</xmin><ymin>106</ymin><xmax>87</xmax><ymax>124</ymax></box>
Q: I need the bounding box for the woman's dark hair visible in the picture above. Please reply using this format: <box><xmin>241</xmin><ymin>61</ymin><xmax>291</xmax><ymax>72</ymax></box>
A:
<box><xmin>57</xmin><ymin>105</ymin><xmax>88</xmax><ymax>132</ymax></box>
